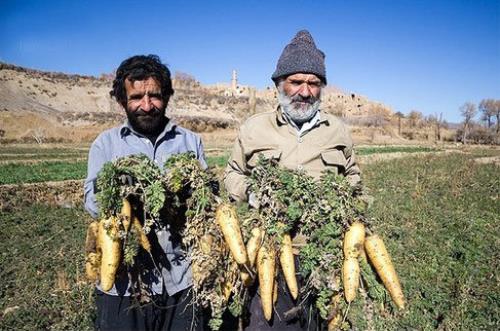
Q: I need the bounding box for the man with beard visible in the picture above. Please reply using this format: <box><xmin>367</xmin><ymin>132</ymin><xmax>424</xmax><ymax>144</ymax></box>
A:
<box><xmin>224</xmin><ymin>30</ymin><xmax>362</xmax><ymax>330</ymax></box>
<box><xmin>84</xmin><ymin>55</ymin><xmax>206</xmax><ymax>331</ymax></box>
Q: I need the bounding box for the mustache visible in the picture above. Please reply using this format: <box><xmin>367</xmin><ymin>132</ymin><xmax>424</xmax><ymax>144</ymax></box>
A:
<box><xmin>133</xmin><ymin>107</ymin><xmax>163</xmax><ymax>117</ymax></box>
<box><xmin>290</xmin><ymin>95</ymin><xmax>318</xmax><ymax>104</ymax></box>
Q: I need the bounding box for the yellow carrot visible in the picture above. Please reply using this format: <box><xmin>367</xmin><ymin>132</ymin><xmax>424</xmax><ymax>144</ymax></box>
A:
<box><xmin>343</xmin><ymin>221</ymin><xmax>365</xmax><ymax>259</ymax></box>
<box><xmin>342</xmin><ymin>257</ymin><xmax>360</xmax><ymax>303</ymax></box>
<box><xmin>85</xmin><ymin>221</ymin><xmax>100</xmax><ymax>281</ymax></box>
<box><xmin>257</xmin><ymin>244</ymin><xmax>276</xmax><ymax>321</ymax></box>
<box><xmin>216</xmin><ymin>204</ymin><xmax>248</xmax><ymax>265</ymax></box>
<box><xmin>365</xmin><ymin>234</ymin><xmax>405</xmax><ymax>309</ymax></box>
<box><xmin>273</xmin><ymin>280</ymin><xmax>278</xmax><ymax>305</ymax></box>
<box><xmin>98</xmin><ymin>216</ymin><xmax>121</xmax><ymax>291</ymax></box>
<box><xmin>342</xmin><ymin>222</ymin><xmax>365</xmax><ymax>302</ymax></box>
<box><xmin>200</xmin><ymin>233</ymin><xmax>214</xmax><ymax>255</ymax></box>
<box><xmin>85</xmin><ymin>252</ymin><xmax>101</xmax><ymax>282</ymax></box>
<box><xmin>121</xmin><ymin>198</ymin><xmax>132</xmax><ymax>232</ymax></box>
<box><xmin>241</xmin><ymin>227</ymin><xmax>263</xmax><ymax>287</ymax></box>
<box><xmin>280</xmin><ymin>233</ymin><xmax>298</xmax><ymax>300</ymax></box>
<box><xmin>327</xmin><ymin>294</ymin><xmax>342</xmax><ymax>331</ymax></box>
<box><xmin>132</xmin><ymin>216</ymin><xmax>151</xmax><ymax>253</ymax></box>
<box><xmin>246</xmin><ymin>227</ymin><xmax>263</xmax><ymax>267</ymax></box>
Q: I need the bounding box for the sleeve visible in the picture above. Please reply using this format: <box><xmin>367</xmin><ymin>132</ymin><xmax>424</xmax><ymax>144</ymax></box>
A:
<box><xmin>223</xmin><ymin>128</ymin><xmax>250</xmax><ymax>202</ymax></box>
<box><xmin>343</xmin><ymin>145</ymin><xmax>362</xmax><ymax>192</ymax></box>
<box><xmin>84</xmin><ymin>138</ymin><xmax>107</xmax><ymax>219</ymax></box>
<box><xmin>196</xmin><ymin>135</ymin><xmax>208</xmax><ymax>170</ymax></box>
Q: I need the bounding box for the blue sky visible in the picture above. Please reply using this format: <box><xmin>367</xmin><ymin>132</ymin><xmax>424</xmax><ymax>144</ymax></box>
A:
<box><xmin>1</xmin><ymin>0</ymin><xmax>499</xmax><ymax>123</ymax></box>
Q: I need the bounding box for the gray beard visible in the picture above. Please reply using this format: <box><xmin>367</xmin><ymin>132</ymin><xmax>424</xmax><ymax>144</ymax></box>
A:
<box><xmin>278</xmin><ymin>90</ymin><xmax>321</xmax><ymax>125</ymax></box>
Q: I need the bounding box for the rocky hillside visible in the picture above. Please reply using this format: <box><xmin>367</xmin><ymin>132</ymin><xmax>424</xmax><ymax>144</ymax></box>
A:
<box><xmin>0</xmin><ymin>62</ymin><xmax>392</xmax><ymax>143</ymax></box>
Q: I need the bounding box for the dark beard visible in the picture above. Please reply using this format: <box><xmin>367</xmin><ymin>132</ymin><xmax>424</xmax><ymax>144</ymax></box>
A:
<box><xmin>125</xmin><ymin>106</ymin><xmax>168</xmax><ymax>135</ymax></box>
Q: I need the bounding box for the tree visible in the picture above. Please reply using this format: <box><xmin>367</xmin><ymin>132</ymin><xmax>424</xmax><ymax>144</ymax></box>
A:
<box><xmin>479</xmin><ymin>99</ymin><xmax>495</xmax><ymax>129</ymax></box>
<box><xmin>427</xmin><ymin>113</ymin><xmax>444</xmax><ymax>141</ymax></box>
<box><xmin>460</xmin><ymin>102</ymin><xmax>477</xmax><ymax>144</ymax></box>
<box><xmin>408</xmin><ymin>110</ymin><xmax>423</xmax><ymax>128</ymax></box>
<box><xmin>394</xmin><ymin>111</ymin><xmax>404</xmax><ymax>135</ymax></box>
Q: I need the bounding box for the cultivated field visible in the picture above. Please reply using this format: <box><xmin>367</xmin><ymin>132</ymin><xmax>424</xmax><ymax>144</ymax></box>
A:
<box><xmin>0</xmin><ymin>144</ymin><xmax>499</xmax><ymax>330</ymax></box>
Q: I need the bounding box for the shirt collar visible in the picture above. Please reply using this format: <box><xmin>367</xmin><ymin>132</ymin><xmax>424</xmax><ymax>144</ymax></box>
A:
<box><xmin>275</xmin><ymin>107</ymin><xmax>329</xmax><ymax>131</ymax></box>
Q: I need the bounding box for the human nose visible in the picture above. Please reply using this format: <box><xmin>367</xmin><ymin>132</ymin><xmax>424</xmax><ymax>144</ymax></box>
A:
<box><xmin>297</xmin><ymin>83</ymin><xmax>312</xmax><ymax>98</ymax></box>
<box><xmin>140</xmin><ymin>95</ymin><xmax>153</xmax><ymax>112</ymax></box>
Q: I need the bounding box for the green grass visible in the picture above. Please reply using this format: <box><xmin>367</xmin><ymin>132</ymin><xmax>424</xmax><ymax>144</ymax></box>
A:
<box><xmin>0</xmin><ymin>156</ymin><xmax>228</xmax><ymax>184</ymax></box>
<box><xmin>0</xmin><ymin>152</ymin><xmax>498</xmax><ymax>330</ymax></box>
<box><xmin>0</xmin><ymin>205</ymin><xmax>95</xmax><ymax>330</ymax></box>
<box><xmin>0</xmin><ymin>161</ymin><xmax>88</xmax><ymax>184</ymax></box>
<box><xmin>356</xmin><ymin>145</ymin><xmax>439</xmax><ymax>155</ymax></box>
<box><xmin>352</xmin><ymin>153</ymin><xmax>500</xmax><ymax>330</ymax></box>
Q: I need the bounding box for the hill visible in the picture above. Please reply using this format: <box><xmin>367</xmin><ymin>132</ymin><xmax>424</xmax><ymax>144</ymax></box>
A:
<box><xmin>0</xmin><ymin>62</ymin><xmax>394</xmax><ymax>144</ymax></box>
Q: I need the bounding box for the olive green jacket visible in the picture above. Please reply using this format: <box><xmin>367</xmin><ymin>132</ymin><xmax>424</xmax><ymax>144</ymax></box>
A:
<box><xmin>224</xmin><ymin>110</ymin><xmax>362</xmax><ymax>202</ymax></box>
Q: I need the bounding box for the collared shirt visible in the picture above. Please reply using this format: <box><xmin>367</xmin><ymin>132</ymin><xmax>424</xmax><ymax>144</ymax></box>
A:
<box><xmin>280</xmin><ymin>108</ymin><xmax>321</xmax><ymax>137</ymax></box>
<box><xmin>84</xmin><ymin>120</ymin><xmax>207</xmax><ymax>296</ymax></box>
<box><xmin>224</xmin><ymin>109</ymin><xmax>361</xmax><ymax>202</ymax></box>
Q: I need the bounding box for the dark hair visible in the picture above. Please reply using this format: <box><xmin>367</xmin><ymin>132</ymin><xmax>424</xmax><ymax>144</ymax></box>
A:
<box><xmin>110</xmin><ymin>54</ymin><xmax>174</xmax><ymax>107</ymax></box>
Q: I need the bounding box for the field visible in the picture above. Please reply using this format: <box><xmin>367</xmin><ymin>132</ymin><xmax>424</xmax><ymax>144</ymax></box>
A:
<box><xmin>0</xmin><ymin>144</ymin><xmax>499</xmax><ymax>330</ymax></box>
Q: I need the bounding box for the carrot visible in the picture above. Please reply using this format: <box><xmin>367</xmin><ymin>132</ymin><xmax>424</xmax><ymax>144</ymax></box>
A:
<box><xmin>241</xmin><ymin>227</ymin><xmax>263</xmax><ymax>287</ymax></box>
<box><xmin>342</xmin><ymin>222</ymin><xmax>365</xmax><ymax>302</ymax></box>
<box><xmin>342</xmin><ymin>257</ymin><xmax>360</xmax><ymax>303</ymax></box>
<box><xmin>132</xmin><ymin>216</ymin><xmax>151</xmax><ymax>253</ymax></box>
<box><xmin>343</xmin><ymin>221</ymin><xmax>365</xmax><ymax>259</ymax></box>
<box><xmin>280</xmin><ymin>233</ymin><xmax>298</xmax><ymax>300</ymax></box>
<box><xmin>98</xmin><ymin>216</ymin><xmax>121</xmax><ymax>291</ymax></box>
<box><xmin>85</xmin><ymin>252</ymin><xmax>101</xmax><ymax>282</ymax></box>
<box><xmin>365</xmin><ymin>234</ymin><xmax>405</xmax><ymax>309</ymax></box>
<box><xmin>200</xmin><ymin>233</ymin><xmax>214</xmax><ymax>254</ymax></box>
<box><xmin>257</xmin><ymin>244</ymin><xmax>276</xmax><ymax>321</ymax></box>
<box><xmin>121</xmin><ymin>198</ymin><xmax>132</xmax><ymax>232</ymax></box>
<box><xmin>85</xmin><ymin>221</ymin><xmax>100</xmax><ymax>281</ymax></box>
<box><xmin>85</xmin><ymin>221</ymin><xmax>99</xmax><ymax>254</ymax></box>
<box><xmin>246</xmin><ymin>227</ymin><xmax>263</xmax><ymax>267</ymax></box>
<box><xmin>216</xmin><ymin>203</ymin><xmax>248</xmax><ymax>265</ymax></box>
<box><xmin>327</xmin><ymin>294</ymin><xmax>342</xmax><ymax>331</ymax></box>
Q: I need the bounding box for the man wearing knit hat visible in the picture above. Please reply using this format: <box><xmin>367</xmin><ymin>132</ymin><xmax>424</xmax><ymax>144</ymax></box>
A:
<box><xmin>224</xmin><ymin>30</ymin><xmax>362</xmax><ymax>330</ymax></box>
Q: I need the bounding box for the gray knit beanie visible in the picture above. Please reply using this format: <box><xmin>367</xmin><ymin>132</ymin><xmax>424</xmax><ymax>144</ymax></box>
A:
<box><xmin>271</xmin><ymin>30</ymin><xmax>326</xmax><ymax>85</ymax></box>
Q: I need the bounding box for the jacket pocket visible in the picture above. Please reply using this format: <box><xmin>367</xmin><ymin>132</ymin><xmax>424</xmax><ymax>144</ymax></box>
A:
<box><xmin>247</xmin><ymin>149</ymin><xmax>282</xmax><ymax>168</ymax></box>
<box><xmin>320</xmin><ymin>149</ymin><xmax>346</xmax><ymax>174</ymax></box>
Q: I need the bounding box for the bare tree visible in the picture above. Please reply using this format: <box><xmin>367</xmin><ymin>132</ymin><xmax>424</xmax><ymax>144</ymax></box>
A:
<box><xmin>460</xmin><ymin>102</ymin><xmax>477</xmax><ymax>144</ymax></box>
<box><xmin>479</xmin><ymin>99</ymin><xmax>495</xmax><ymax>129</ymax></box>
<box><xmin>394</xmin><ymin>111</ymin><xmax>404</xmax><ymax>135</ymax></box>
<box><xmin>494</xmin><ymin>99</ymin><xmax>500</xmax><ymax>134</ymax></box>
<box><xmin>408</xmin><ymin>110</ymin><xmax>423</xmax><ymax>128</ymax></box>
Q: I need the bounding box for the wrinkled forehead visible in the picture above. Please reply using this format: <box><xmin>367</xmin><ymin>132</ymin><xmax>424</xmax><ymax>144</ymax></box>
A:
<box><xmin>125</xmin><ymin>77</ymin><xmax>161</xmax><ymax>92</ymax></box>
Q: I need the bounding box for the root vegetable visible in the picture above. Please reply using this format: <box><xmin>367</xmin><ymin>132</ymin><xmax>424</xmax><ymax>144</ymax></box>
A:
<box><xmin>343</xmin><ymin>222</ymin><xmax>365</xmax><ymax>259</ymax></box>
<box><xmin>280</xmin><ymin>233</ymin><xmax>298</xmax><ymax>300</ymax></box>
<box><xmin>257</xmin><ymin>244</ymin><xmax>276</xmax><ymax>321</ymax></box>
<box><xmin>99</xmin><ymin>216</ymin><xmax>121</xmax><ymax>291</ymax></box>
<box><xmin>121</xmin><ymin>198</ymin><xmax>132</xmax><ymax>232</ymax></box>
<box><xmin>85</xmin><ymin>252</ymin><xmax>101</xmax><ymax>282</ymax></box>
<box><xmin>85</xmin><ymin>221</ymin><xmax>99</xmax><ymax>254</ymax></box>
<box><xmin>342</xmin><ymin>257</ymin><xmax>360</xmax><ymax>303</ymax></box>
<box><xmin>241</xmin><ymin>227</ymin><xmax>263</xmax><ymax>287</ymax></box>
<box><xmin>327</xmin><ymin>294</ymin><xmax>342</xmax><ymax>331</ymax></box>
<box><xmin>216</xmin><ymin>204</ymin><xmax>248</xmax><ymax>265</ymax></box>
<box><xmin>200</xmin><ymin>233</ymin><xmax>214</xmax><ymax>254</ymax></box>
<box><xmin>365</xmin><ymin>234</ymin><xmax>405</xmax><ymax>309</ymax></box>
<box><xmin>246</xmin><ymin>227</ymin><xmax>263</xmax><ymax>267</ymax></box>
<box><xmin>132</xmin><ymin>216</ymin><xmax>151</xmax><ymax>253</ymax></box>
<box><xmin>85</xmin><ymin>221</ymin><xmax>100</xmax><ymax>281</ymax></box>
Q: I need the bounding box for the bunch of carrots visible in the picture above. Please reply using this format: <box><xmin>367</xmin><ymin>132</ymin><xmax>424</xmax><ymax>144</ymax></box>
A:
<box><xmin>85</xmin><ymin>198</ymin><xmax>152</xmax><ymax>291</ymax></box>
